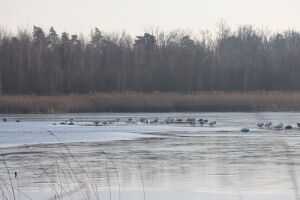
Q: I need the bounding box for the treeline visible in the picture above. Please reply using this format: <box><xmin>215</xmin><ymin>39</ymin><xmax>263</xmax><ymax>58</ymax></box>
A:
<box><xmin>1</xmin><ymin>24</ymin><xmax>300</xmax><ymax>94</ymax></box>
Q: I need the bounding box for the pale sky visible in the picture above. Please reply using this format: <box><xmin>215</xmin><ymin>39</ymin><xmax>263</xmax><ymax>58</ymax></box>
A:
<box><xmin>0</xmin><ymin>0</ymin><xmax>299</xmax><ymax>36</ymax></box>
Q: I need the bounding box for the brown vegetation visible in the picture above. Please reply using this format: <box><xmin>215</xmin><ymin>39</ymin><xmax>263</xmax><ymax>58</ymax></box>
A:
<box><xmin>0</xmin><ymin>92</ymin><xmax>300</xmax><ymax>113</ymax></box>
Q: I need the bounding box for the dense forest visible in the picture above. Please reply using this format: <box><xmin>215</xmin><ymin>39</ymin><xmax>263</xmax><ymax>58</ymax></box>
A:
<box><xmin>1</xmin><ymin>24</ymin><xmax>300</xmax><ymax>95</ymax></box>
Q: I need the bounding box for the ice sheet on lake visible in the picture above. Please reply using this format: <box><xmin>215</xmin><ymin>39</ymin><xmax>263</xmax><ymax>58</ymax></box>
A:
<box><xmin>0</xmin><ymin>112</ymin><xmax>300</xmax><ymax>147</ymax></box>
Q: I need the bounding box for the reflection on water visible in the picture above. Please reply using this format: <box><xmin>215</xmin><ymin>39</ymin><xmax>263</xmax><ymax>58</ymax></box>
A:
<box><xmin>0</xmin><ymin>112</ymin><xmax>300</xmax><ymax>200</ymax></box>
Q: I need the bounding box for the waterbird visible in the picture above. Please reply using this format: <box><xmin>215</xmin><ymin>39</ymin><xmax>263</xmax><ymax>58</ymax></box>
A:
<box><xmin>189</xmin><ymin>118</ymin><xmax>196</xmax><ymax>126</ymax></box>
<box><xmin>68</xmin><ymin>122</ymin><xmax>74</xmax><ymax>125</ymax></box>
<box><xmin>60</xmin><ymin>121</ymin><xmax>67</xmax><ymax>125</ymax></box>
<box><xmin>285</xmin><ymin>125</ymin><xmax>292</xmax><ymax>130</ymax></box>
<box><xmin>203</xmin><ymin>119</ymin><xmax>209</xmax><ymax>124</ymax></box>
<box><xmin>140</xmin><ymin>118</ymin><xmax>147</xmax><ymax>122</ymax></box>
<box><xmin>241</xmin><ymin>128</ymin><xmax>250</xmax><ymax>133</ymax></box>
<box><xmin>198</xmin><ymin>118</ymin><xmax>203</xmax><ymax>122</ymax></box>
<box><xmin>3</xmin><ymin>118</ymin><xmax>7</xmax><ymax>122</ymax></box>
<box><xmin>127</xmin><ymin>118</ymin><xmax>133</xmax><ymax>122</ymax></box>
<box><xmin>198</xmin><ymin>119</ymin><xmax>205</xmax><ymax>125</ymax></box>
<box><xmin>274</xmin><ymin>123</ymin><xmax>284</xmax><ymax>130</ymax></box>
<box><xmin>209</xmin><ymin>121</ymin><xmax>217</xmax><ymax>127</ymax></box>
<box><xmin>151</xmin><ymin>118</ymin><xmax>159</xmax><ymax>124</ymax></box>
<box><xmin>176</xmin><ymin>118</ymin><xmax>183</xmax><ymax>123</ymax></box>
<box><xmin>93</xmin><ymin>120</ymin><xmax>101</xmax><ymax>126</ymax></box>
<box><xmin>297</xmin><ymin>123</ymin><xmax>300</xmax><ymax>128</ymax></box>
<box><xmin>16</xmin><ymin>119</ymin><xmax>21</xmax><ymax>122</ymax></box>
<box><xmin>165</xmin><ymin>117</ymin><xmax>174</xmax><ymax>124</ymax></box>
<box><xmin>257</xmin><ymin>122</ymin><xmax>264</xmax><ymax>128</ymax></box>
<box><xmin>265</xmin><ymin>122</ymin><xmax>272</xmax><ymax>128</ymax></box>
<box><xmin>14</xmin><ymin>172</ymin><xmax>17</xmax><ymax>178</ymax></box>
<box><xmin>141</xmin><ymin>118</ymin><xmax>150</xmax><ymax>123</ymax></box>
<box><xmin>102</xmin><ymin>121</ymin><xmax>111</xmax><ymax>125</ymax></box>
<box><xmin>53</xmin><ymin>123</ymin><xmax>57</xmax><ymax>125</ymax></box>
<box><xmin>186</xmin><ymin>118</ymin><xmax>194</xmax><ymax>122</ymax></box>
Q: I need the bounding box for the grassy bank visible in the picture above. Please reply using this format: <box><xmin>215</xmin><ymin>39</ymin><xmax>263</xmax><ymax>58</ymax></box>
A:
<box><xmin>0</xmin><ymin>92</ymin><xmax>300</xmax><ymax>113</ymax></box>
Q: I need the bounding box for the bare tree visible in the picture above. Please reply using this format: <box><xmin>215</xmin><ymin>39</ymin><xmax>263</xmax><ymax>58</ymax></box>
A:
<box><xmin>1</xmin><ymin>25</ymin><xmax>300</xmax><ymax>94</ymax></box>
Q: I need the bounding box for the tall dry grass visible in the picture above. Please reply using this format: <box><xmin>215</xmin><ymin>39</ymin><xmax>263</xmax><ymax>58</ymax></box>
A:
<box><xmin>1</xmin><ymin>91</ymin><xmax>300</xmax><ymax>113</ymax></box>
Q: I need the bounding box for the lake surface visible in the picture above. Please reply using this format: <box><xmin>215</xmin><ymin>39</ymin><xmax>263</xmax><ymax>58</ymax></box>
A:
<box><xmin>0</xmin><ymin>112</ymin><xmax>300</xmax><ymax>200</ymax></box>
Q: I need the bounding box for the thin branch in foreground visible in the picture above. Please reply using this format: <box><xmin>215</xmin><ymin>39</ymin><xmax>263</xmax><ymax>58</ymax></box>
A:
<box><xmin>47</xmin><ymin>130</ymin><xmax>100</xmax><ymax>200</ymax></box>
<box><xmin>0</xmin><ymin>182</ymin><xmax>9</xmax><ymax>200</ymax></box>
<box><xmin>106</xmin><ymin>161</ymin><xmax>112</xmax><ymax>200</ymax></box>
<box><xmin>22</xmin><ymin>144</ymin><xmax>77</xmax><ymax>200</ymax></box>
<box><xmin>15</xmin><ymin>172</ymin><xmax>21</xmax><ymax>200</ymax></box>
<box><xmin>0</xmin><ymin>176</ymin><xmax>33</xmax><ymax>200</ymax></box>
<box><xmin>103</xmin><ymin>152</ymin><xmax>121</xmax><ymax>200</ymax></box>
<box><xmin>138</xmin><ymin>164</ymin><xmax>146</xmax><ymax>200</ymax></box>
<box><xmin>0</xmin><ymin>149</ymin><xmax>16</xmax><ymax>200</ymax></box>
<box><xmin>56</xmin><ymin>162</ymin><xmax>63</xmax><ymax>200</ymax></box>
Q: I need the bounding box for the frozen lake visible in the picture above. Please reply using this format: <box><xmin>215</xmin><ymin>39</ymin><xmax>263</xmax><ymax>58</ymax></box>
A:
<box><xmin>0</xmin><ymin>112</ymin><xmax>300</xmax><ymax>200</ymax></box>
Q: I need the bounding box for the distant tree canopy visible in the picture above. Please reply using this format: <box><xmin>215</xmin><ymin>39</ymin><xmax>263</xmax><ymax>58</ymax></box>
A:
<box><xmin>1</xmin><ymin>25</ymin><xmax>300</xmax><ymax>94</ymax></box>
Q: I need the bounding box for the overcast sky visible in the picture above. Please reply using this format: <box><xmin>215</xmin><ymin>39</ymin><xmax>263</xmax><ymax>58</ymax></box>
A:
<box><xmin>0</xmin><ymin>0</ymin><xmax>299</xmax><ymax>35</ymax></box>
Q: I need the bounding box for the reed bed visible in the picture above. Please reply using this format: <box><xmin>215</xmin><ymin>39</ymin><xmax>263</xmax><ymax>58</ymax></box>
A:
<box><xmin>0</xmin><ymin>91</ymin><xmax>300</xmax><ymax>113</ymax></box>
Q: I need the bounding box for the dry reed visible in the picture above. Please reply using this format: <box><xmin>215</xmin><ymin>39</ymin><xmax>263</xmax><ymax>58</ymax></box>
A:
<box><xmin>1</xmin><ymin>91</ymin><xmax>300</xmax><ymax>113</ymax></box>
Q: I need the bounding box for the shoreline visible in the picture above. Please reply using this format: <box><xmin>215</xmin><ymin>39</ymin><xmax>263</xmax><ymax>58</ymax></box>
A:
<box><xmin>0</xmin><ymin>91</ymin><xmax>300</xmax><ymax>113</ymax></box>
